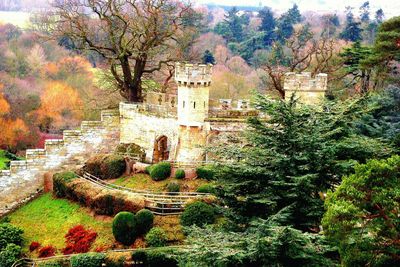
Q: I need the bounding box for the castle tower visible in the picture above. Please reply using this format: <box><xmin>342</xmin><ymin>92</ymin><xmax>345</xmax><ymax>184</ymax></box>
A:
<box><xmin>175</xmin><ymin>63</ymin><xmax>212</xmax><ymax>126</ymax></box>
<box><xmin>174</xmin><ymin>63</ymin><xmax>212</xmax><ymax>162</ymax></box>
<box><xmin>284</xmin><ymin>72</ymin><xmax>328</xmax><ymax>104</ymax></box>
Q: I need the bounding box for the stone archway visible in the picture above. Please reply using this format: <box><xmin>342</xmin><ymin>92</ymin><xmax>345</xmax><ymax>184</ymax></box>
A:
<box><xmin>153</xmin><ymin>135</ymin><xmax>169</xmax><ymax>163</ymax></box>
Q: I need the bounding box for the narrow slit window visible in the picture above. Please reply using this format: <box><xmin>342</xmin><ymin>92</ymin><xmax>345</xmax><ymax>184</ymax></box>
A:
<box><xmin>194</xmin><ymin>102</ymin><xmax>196</xmax><ymax>109</ymax></box>
<box><xmin>183</xmin><ymin>101</ymin><xmax>185</xmax><ymax>108</ymax></box>
<box><xmin>204</xmin><ymin>101</ymin><xmax>206</xmax><ymax>108</ymax></box>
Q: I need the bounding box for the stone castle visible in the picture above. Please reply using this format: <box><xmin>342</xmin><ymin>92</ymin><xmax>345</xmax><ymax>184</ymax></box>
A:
<box><xmin>0</xmin><ymin>62</ymin><xmax>327</xmax><ymax>215</ymax></box>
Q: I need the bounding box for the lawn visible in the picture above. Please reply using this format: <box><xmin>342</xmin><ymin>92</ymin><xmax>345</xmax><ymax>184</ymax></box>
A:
<box><xmin>0</xmin><ymin>11</ymin><xmax>31</xmax><ymax>28</ymax></box>
<box><xmin>112</xmin><ymin>173</ymin><xmax>208</xmax><ymax>193</ymax></box>
<box><xmin>7</xmin><ymin>193</ymin><xmax>114</xmax><ymax>256</ymax></box>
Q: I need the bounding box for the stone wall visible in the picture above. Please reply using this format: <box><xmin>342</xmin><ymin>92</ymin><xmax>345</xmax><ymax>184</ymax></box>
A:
<box><xmin>284</xmin><ymin>72</ymin><xmax>328</xmax><ymax>104</ymax></box>
<box><xmin>0</xmin><ymin>110</ymin><xmax>120</xmax><ymax>216</ymax></box>
<box><xmin>120</xmin><ymin>102</ymin><xmax>179</xmax><ymax>163</ymax></box>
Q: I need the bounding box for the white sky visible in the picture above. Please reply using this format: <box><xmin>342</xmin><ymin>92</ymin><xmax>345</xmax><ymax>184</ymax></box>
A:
<box><xmin>195</xmin><ymin>0</ymin><xmax>400</xmax><ymax>17</ymax></box>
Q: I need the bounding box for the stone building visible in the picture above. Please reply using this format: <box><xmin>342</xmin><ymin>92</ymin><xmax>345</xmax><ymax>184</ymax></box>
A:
<box><xmin>120</xmin><ymin>63</ymin><xmax>328</xmax><ymax>163</ymax></box>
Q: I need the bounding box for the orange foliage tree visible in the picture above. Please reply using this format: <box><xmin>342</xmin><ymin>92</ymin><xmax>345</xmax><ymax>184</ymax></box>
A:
<box><xmin>35</xmin><ymin>82</ymin><xmax>83</xmax><ymax>132</ymax></box>
<box><xmin>0</xmin><ymin>84</ymin><xmax>29</xmax><ymax>149</ymax></box>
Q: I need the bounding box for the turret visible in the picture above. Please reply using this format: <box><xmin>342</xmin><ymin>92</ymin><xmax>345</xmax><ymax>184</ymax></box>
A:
<box><xmin>284</xmin><ymin>72</ymin><xmax>328</xmax><ymax>104</ymax></box>
<box><xmin>175</xmin><ymin>63</ymin><xmax>212</xmax><ymax>126</ymax></box>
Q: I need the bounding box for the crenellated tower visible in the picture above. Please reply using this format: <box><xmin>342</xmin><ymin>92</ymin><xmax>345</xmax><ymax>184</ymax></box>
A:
<box><xmin>284</xmin><ymin>72</ymin><xmax>328</xmax><ymax>104</ymax></box>
<box><xmin>175</xmin><ymin>63</ymin><xmax>212</xmax><ymax>126</ymax></box>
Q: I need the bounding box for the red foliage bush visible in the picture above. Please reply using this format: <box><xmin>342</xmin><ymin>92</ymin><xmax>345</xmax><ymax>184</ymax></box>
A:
<box><xmin>29</xmin><ymin>241</ymin><xmax>41</xmax><ymax>252</ymax></box>
<box><xmin>62</xmin><ymin>225</ymin><xmax>97</xmax><ymax>255</ymax></box>
<box><xmin>38</xmin><ymin>245</ymin><xmax>56</xmax><ymax>258</ymax></box>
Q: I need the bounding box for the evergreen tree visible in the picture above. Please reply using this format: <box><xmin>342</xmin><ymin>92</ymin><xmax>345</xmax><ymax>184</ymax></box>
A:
<box><xmin>359</xmin><ymin>1</ymin><xmax>370</xmax><ymax>23</ymax></box>
<box><xmin>286</xmin><ymin>4</ymin><xmax>302</xmax><ymax>24</ymax></box>
<box><xmin>375</xmin><ymin>8</ymin><xmax>384</xmax><ymax>24</ymax></box>
<box><xmin>340</xmin><ymin>7</ymin><xmax>363</xmax><ymax>42</ymax></box>
<box><xmin>276</xmin><ymin>14</ymin><xmax>294</xmax><ymax>43</ymax></box>
<box><xmin>202</xmin><ymin>50</ymin><xmax>215</xmax><ymax>65</ymax></box>
<box><xmin>258</xmin><ymin>6</ymin><xmax>276</xmax><ymax>46</ymax></box>
<box><xmin>321</xmin><ymin>14</ymin><xmax>340</xmax><ymax>38</ymax></box>
<box><xmin>225</xmin><ymin>7</ymin><xmax>244</xmax><ymax>42</ymax></box>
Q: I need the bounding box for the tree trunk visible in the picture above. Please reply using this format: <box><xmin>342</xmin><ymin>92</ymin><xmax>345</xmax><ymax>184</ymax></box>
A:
<box><xmin>120</xmin><ymin>56</ymin><xmax>144</xmax><ymax>103</ymax></box>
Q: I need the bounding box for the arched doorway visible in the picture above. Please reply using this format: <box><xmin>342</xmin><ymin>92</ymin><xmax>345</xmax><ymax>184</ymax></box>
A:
<box><xmin>153</xmin><ymin>136</ymin><xmax>169</xmax><ymax>163</ymax></box>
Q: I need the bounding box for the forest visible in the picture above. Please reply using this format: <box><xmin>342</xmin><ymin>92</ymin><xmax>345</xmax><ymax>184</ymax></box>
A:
<box><xmin>0</xmin><ymin>0</ymin><xmax>399</xmax><ymax>266</ymax></box>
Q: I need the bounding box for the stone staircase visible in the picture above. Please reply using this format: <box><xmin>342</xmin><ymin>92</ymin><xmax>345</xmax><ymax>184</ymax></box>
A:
<box><xmin>0</xmin><ymin>110</ymin><xmax>121</xmax><ymax>216</ymax></box>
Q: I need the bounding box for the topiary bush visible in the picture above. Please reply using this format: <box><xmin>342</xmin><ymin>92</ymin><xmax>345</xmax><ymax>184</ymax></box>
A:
<box><xmin>145</xmin><ymin>165</ymin><xmax>153</xmax><ymax>174</ymax></box>
<box><xmin>0</xmin><ymin>223</ymin><xmax>23</xmax><ymax>250</ymax></box>
<box><xmin>53</xmin><ymin>172</ymin><xmax>77</xmax><ymax>198</ymax></box>
<box><xmin>83</xmin><ymin>154</ymin><xmax>126</xmax><ymax>179</ymax></box>
<box><xmin>166</xmin><ymin>182</ymin><xmax>180</xmax><ymax>194</ymax></box>
<box><xmin>196</xmin><ymin>166</ymin><xmax>215</xmax><ymax>180</ymax></box>
<box><xmin>70</xmin><ymin>253</ymin><xmax>105</xmax><ymax>267</ymax></box>
<box><xmin>196</xmin><ymin>184</ymin><xmax>215</xmax><ymax>194</ymax></box>
<box><xmin>175</xmin><ymin>169</ymin><xmax>185</xmax><ymax>179</ymax></box>
<box><xmin>112</xmin><ymin>212</ymin><xmax>138</xmax><ymax>245</ymax></box>
<box><xmin>135</xmin><ymin>209</ymin><xmax>154</xmax><ymax>235</ymax></box>
<box><xmin>0</xmin><ymin>243</ymin><xmax>21</xmax><ymax>267</ymax></box>
<box><xmin>150</xmin><ymin>162</ymin><xmax>171</xmax><ymax>181</ymax></box>
<box><xmin>145</xmin><ymin>227</ymin><xmax>167</xmax><ymax>247</ymax></box>
<box><xmin>180</xmin><ymin>201</ymin><xmax>216</xmax><ymax>227</ymax></box>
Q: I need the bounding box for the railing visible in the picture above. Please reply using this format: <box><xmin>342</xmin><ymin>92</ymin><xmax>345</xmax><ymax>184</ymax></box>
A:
<box><xmin>166</xmin><ymin>160</ymin><xmax>213</xmax><ymax>168</ymax></box>
<box><xmin>79</xmin><ymin>172</ymin><xmax>210</xmax><ymax>215</ymax></box>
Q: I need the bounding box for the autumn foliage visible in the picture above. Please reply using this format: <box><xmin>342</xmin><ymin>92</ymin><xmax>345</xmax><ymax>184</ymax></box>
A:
<box><xmin>38</xmin><ymin>245</ymin><xmax>56</xmax><ymax>258</ymax></box>
<box><xmin>29</xmin><ymin>241</ymin><xmax>41</xmax><ymax>252</ymax></box>
<box><xmin>62</xmin><ymin>225</ymin><xmax>97</xmax><ymax>255</ymax></box>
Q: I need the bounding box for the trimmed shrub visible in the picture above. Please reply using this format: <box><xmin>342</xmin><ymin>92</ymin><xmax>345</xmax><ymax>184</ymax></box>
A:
<box><xmin>132</xmin><ymin>249</ymin><xmax>178</xmax><ymax>267</ymax></box>
<box><xmin>37</xmin><ymin>261</ymin><xmax>65</xmax><ymax>267</ymax></box>
<box><xmin>38</xmin><ymin>245</ymin><xmax>56</xmax><ymax>258</ymax></box>
<box><xmin>53</xmin><ymin>172</ymin><xmax>77</xmax><ymax>198</ymax></box>
<box><xmin>0</xmin><ymin>223</ymin><xmax>23</xmax><ymax>250</ymax></box>
<box><xmin>145</xmin><ymin>165</ymin><xmax>152</xmax><ymax>174</ymax></box>
<box><xmin>62</xmin><ymin>225</ymin><xmax>97</xmax><ymax>255</ymax></box>
<box><xmin>145</xmin><ymin>227</ymin><xmax>167</xmax><ymax>247</ymax></box>
<box><xmin>196</xmin><ymin>166</ymin><xmax>215</xmax><ymax>180</ymax></box>
<box><xmin>115</xmin><ymin>143</ymin><xmax>146</xmax><ymax>161</ymax></box>
<box><xmin>83</xmin><ymin>154</ymin><xmax>126</xmax><ymax>179</ymax></box>
<box><xmin>29</xmin><ymin>241</ymin><xmax>40</xmax><ymax>252</ymax></box>
<box><xmin>136</xmin><ymin>209</ymin><xmax>154</xmax><ymax>235</ymax></box>
<box><xmin>0</xmin><ymin>243</ymin><xmax>21</xmax><ymax>267</ymax></box>
<box><xmin>70</xmin><ymin>253</ymin><xmax>105</xmax><ymax>267</ymax></box>
<box><xmin>175</xmin><ymin>169</ymin><xmax>185</xmax><ymax>179</ymax></box>
<box><xmin>196</xmin><ymin>184</ymin><xmax>215</xmax><ymax>194</ymax></box>
<box><xmin>149</xmin><ymin>162</ymin><xmax>171</xmax><ymax>181</ymax></box>
<box><xmin>105</xmin><ymin>255</ymin><xmax>126</xmax><ymax>267</ymax></box>
<box><xmin>180</xmin><ymin>201</ymin><xmax>216</xmax><ymax>227</ymax></box>
<box><xmin>166</xmin><ymin>182</ymin><xmax>180</xmax><ymax>194</ymax></box>
<box><xmin>112</xmin><ymin>212</ymin><xmax>138</xmax><ymax>245</ymax></box>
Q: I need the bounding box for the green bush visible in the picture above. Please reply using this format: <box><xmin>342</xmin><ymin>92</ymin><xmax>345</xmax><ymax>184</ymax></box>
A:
<box><xmin>145</xmin><ymin>165</ymin><xmax>152</xmax><ymax>174</ymax></box>
<box><xmin>196</xmin><ymin>166</ymin><xmax>215</xmax><ymax>180</ymax></box>
<box><xmin>132</xmin><ymin>249</ymin><xmax>178</xmax><ymax>267</ymax></box>
<box><xmin>180</xmin><ymin>202</ymin><xmax>216</xmax><ymax>227</ymax></box>
<box><xmin>196</xmin><ymin>184</ymin><xmax>215</xmax><ymax>194</ymax></box>
<box><xmin>145</xmin><ymin>227</ymin><xmax>167</xmax><ymax>247</ymax></box>
<box><xmin>149</xmin><ymin>162</ymin><xmax>171</xmax><ymax>181</ymax></box>
<box><xmin>114</xmin><ymin>143</ymin><xmax>145</xmax><ymax>161</ymax></box>
<box><xmin>136</xmin><ymin>209</ymin><xmax>154</xmax><ymax>235</ymax></box>
<box><xmin>166</xmin><ymin>182</ymin><xmax>180</xmax><ymax>193</ymax></box>
<box><xmin>37</xmin><ymin>260</ymin><xmax>67</xmax><ymax>267</ymax></box>
<box><xmin>105</xmin><ymin>256</ymin><xmax>125</xmax><ymax>267</ymax></box>
<box><xmin>83</xmin><ymin>154</ymin><xmax>126</xmax><ymax>179</ymax></box>
<box><xmin>70</xmin><ymin>253</ymin><xmax>105</xmax><ymax>267</ymax></box>
<box><xmin>53</xmin><ymin>172</ymin><xmax>77</xmax><ymax>198</ymax></box>
<box><xmin>0</xmin><ymin>243</ymin><xmax>21</xmax><ymax>267</ymax></box>
<box><xmin>0</xmin><ymin>223</ymin><xmax>23</xmax><ymax>250</ymax></box>
<box><xmin>175</xmin><ymin>169</ymin><xmax>185</xmax><ymax>179</ymax></box>
<box><xmin>112</xmin><ymin>212</ymin><xmax>138</xmax><ymax>245</ymax></box>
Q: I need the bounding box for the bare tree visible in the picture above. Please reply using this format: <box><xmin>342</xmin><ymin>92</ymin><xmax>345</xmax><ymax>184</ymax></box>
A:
<box><xmin>262</xmin><ymin>27</ymin><xmax>345</xmax><ymax>98</ymax></box>
<box><xmin>39</xmin><ymin>0</ymin><xmax>194</xmax><ymax>102</ymax></box>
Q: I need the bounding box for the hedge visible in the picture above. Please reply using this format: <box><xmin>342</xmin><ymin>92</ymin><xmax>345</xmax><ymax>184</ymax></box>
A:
<box><xmin>196</xmin><ymin>184</ymin><xmax>215</xmax><ymax>194</ymax></box>
<box><xmin>53</xmin><ymin>172</ymin><xmax>77</xmax><ymax>198</ymax></box>
<box><xmin>150</xmin><ymin>162</ymin><xmax>171</xmax><ymax>181</ymax></box>
<box><xmin>0</xmin><ymin>223</ymin><xmax>23</xmax><ymax>251</ymax></box>
<box><xmin>196</xmin><ymin>166</ymin><xmax>215</xmax><ymax>180</ymax></box>
<box><xmin>180</xmin><ymin>201</ymin><xmax>216</xmax><ymax>227</ymax></box>
<box><xmin>114</xmin><ymin>143</ymin><xmax>146</xmax><ymax>161</ymax></box>
<box><xmin>82</xmin><ymin>154</ymin><xmax>126</xmax><ymax>179</ymax></box>
<box><xmin>175</xmin><ymin>169</ymin><xmax>185</xmax><ymax>179</ymax></box>
<box><xmin>0</xmin><ymin>243</ymin><xmax>21</xmax><ymax>267</ymax></box>
<box><xmin>52</xmin><ymin>173</ymin><xmax>145</xmax><ymax>215</ymax></box>
<box><xmin>70</xmin><ymin>253</ymin><xmax>105</xmax><ymax>267</ymax></box>
<box><xmin>167</xmin><ymin>182</ymin><xmax>180</xmax><ymax>194</ymax></box>
<box><xmin>112</xmin><ymin>212</ymin><xmax>138</xmax><ymax>245</ymax></box>
<box><xmin>145</xmin><ymin>227</ymin><xmax>167</xmax><ymax>247</ymax></box>
<box><xmin>132</xmin><ymin>249</ymin><xmax>178</xmax><ymax>267</ymax></box>
<box><xmin>136</xmin><ymin>209</ymin><xmax>154</xmax><ymax>235</ymax></box>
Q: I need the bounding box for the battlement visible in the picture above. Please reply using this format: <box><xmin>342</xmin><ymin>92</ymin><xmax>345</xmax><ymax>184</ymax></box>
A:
<box><xmin>284</xmin><ymin>72</ymin><xmax>328</xmax><ymax>92</ymax></box>
<box><xmin>175</xmin><ymin>62</ymin><xmax>212</xmax><ymax>86</ymax></box>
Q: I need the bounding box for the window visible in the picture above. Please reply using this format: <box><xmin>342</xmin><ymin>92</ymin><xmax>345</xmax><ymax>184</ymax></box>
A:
<box><xmin>204</xmin><ymin>101</ymin><xmax>206</xmax><ymax>108</ymax></box>
<box><xmin>183</xmin><ymin>101</ymin><xmax>185</xmax><ymax>108</ymax></box>
<box><xmin>194</xmin><ymin>102</ymin><xmax>196</xmax><ymax>109</ymax></box>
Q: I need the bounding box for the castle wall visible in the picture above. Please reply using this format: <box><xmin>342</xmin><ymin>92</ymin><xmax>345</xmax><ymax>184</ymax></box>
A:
<box><xmin>177</xmin><ymin>86</ymin><xmax>209</xmax><ymax>126</ymax></box>
<box><xmin>119</xmin><ymin>102</ymin><xmax>179</xmax><ymax>163</ymax></box>
<box><xmin>0</xmin><ymin>110</ymin><xmax>120</xmax><ymax>216</ymax></box>
<box><xmin>284</xmin><ymin>72</ymin><xmax>328</xmax><ymax>104</ymax></box>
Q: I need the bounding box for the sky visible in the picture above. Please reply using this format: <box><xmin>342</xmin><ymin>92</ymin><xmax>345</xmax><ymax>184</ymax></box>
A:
<box><xmin>195</xmin><ymin>0</ymin><xmax>400</xmax><ymax>17</ymax></box>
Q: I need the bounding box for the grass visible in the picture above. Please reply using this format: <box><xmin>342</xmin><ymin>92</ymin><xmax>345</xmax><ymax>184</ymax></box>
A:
<box><xmin>112</xmin><ymin>174</ymin><xmax>207</xmax><ymax>192</ymax></box>
<box><xmin>7</xmin><ymin>193</ymin><xmax>114</xmax><ymax>256</ymax></box>
<box><xmin>0</xmin><ymin>11</ymin><xmax>31</xmax><ymax>28</ymax></box>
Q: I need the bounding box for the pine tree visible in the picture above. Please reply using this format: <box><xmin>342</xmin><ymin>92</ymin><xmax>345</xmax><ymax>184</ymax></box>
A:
<box><xmin>202</xmin><ymin>50</ymin><xmax>215</xmax><ymax>65</ymax></box>
<box><xmin>340</xmin><ymin>7</ymin><xmax>363</xmax><ymax>42</ymax></box>
<box><xmin>258</xmin><ymin>6</ymin><xmax>276</xmax><ymax>46</ymax></box>
<box><xmin>359</xmin><ymin>1</ymin><xmax>370</xmax><ymax>23</ymax></box>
